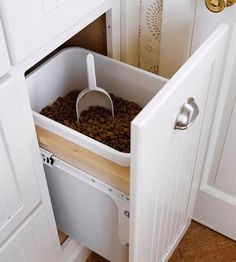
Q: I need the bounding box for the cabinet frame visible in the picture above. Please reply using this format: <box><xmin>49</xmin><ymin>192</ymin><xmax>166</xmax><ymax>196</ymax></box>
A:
<box><xmin>0</xmin><ymin>1</ymin><xmax>123</xmax><ymax>260</ymax></box>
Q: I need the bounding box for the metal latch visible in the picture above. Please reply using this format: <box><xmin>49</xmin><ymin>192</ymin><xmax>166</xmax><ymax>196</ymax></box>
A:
<box><xmin>41</xmin><ymin>148</ymin><xmax>54</xmax><ymax>167</ymax></box>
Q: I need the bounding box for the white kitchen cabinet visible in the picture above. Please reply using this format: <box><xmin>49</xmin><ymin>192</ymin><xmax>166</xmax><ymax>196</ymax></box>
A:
<box><xmin>0</xmin><ymin>0</ymin><xmax>115</xmax><ymax>64</ymax></box>
<box><xmin>0</xmin><ymin>206</ymin><xmax>58</xmax><ymax>262</ymax></box>
<box><xmin>0</xmin><ymin>75</ymin><xmax>41</xmax><ymax>245</ymax></box>
<box><xmin>26</xmin><ymin>24</ymin><xmax>229</xmax><ymax>261</ymax></box>
<box><xmin>0</xmin><ymin>0</ymin><xmax>234</xmax><ymax>261</ymax></box>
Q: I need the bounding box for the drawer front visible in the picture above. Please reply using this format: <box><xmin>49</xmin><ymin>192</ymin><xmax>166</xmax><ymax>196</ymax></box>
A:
<box><xmin>0</xmin><ymin>21</ymin><xmax>9</xmax><ymax>77</ymax></box>
<box><xmin>0</xmin><ymin>206</ymin><xmax>58</xmax><ymax>262</ymax></box>
<box><xmin>44</xmin><ymin>158</ymin><xmax>129</xmax><ymax>262</ymax></box>
<box><xmin>0</xmin><ymin>0</ymin><xmax>107</xmax><ymax>64</ymax></box>
<box><xmin>0</xmin><ymin>75</ymin><xmax>40</xmax><ymax>244</ymax></box>
<box><xmin>130</xmin><ymin>24</ymin><xmax>229</xmax><ymax>262</ymax></box>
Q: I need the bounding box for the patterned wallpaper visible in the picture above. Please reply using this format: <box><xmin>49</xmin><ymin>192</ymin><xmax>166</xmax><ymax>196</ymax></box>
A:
<box><xmin>139</xmin><ymin>0</ymin><xmax>163</xmax><ymax>74</ymax></box>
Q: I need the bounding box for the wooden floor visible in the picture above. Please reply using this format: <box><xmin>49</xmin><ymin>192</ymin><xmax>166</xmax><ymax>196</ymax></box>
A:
<box><xmin>170</xmin><ymin>221</ymin><xmax>236</xmax><ymax>262</ymax></box>
<box><xmin>86</xmin><ymin>221</ymin><xmax>236</xmax><ymax>261</ymax></box>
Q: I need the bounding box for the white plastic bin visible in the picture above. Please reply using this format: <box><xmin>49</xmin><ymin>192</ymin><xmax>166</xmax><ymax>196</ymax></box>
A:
<box><xmin>26</xmin><ymin>47</ymin><xmax>167</xmax><ymax>167</ymax></box>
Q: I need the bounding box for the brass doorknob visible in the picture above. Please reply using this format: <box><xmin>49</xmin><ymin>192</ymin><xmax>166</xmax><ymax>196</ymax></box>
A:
<box><xmin>205</xmin><ymin>0</ymin><xmax>236</xmax><ymax>12</ymax></box>
<box><xmin>227</xmin><ymin>0</ymin><xmax>236</xmax><ymax>6</ymax></box>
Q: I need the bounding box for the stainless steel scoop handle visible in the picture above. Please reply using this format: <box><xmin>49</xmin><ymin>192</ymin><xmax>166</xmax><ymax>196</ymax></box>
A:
<box><xmin>174</xmin><ymin>97</ymin><xmax>199</xmax><ymax>130</ymax></box>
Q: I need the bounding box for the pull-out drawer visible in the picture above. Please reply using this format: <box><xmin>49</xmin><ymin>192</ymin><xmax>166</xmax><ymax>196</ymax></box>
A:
<box><xmin>43</xmin><ymin>151</ymin><xmax>129</xmax><ymax>262</ymax></box>
<box><xmin>27</xmin><ymin>25</ymin><xmax>229</xmax><ymax>261</ymax></box>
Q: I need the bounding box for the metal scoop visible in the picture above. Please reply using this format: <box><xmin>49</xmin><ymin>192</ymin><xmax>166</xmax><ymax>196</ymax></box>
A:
<box><xmin>76</xmin><ymin>53</ymin><xmax>114</xmax><ymax>122</ymax></box>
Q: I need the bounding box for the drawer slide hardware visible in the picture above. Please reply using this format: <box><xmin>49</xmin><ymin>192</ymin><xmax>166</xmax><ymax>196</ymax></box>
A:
<box><xmin>41</xmin><ymin>148</ymin><xmax>54</xmax><ymax>167</ymax></box>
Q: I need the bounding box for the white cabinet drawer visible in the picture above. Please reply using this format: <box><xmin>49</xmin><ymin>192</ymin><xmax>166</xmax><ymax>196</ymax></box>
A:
<box><xmin>27</xmin><ymin>25</ymin><xmax>229</xmax><ymax>261</ymax></box>
<box><xmin>0</xmin><ymin>206</ymin><xmax>58</xmax><ymax>262</ymax></box>
<box><xmin>44</xmin><ymin>156</ymin><xmax>129</xmax><ymax>262</ymax></box>
<box><xmin>0</xmin><ymin>75</ymin><xmax>40</xmax><ymax>244</ymax></box>
<box><xmin>0</xmin><ymin>21</ymin><xmax>9</xmax><ymax>77</ymax></box>
<box><xmin>0</xmin><ymin>0</ymin><xmax>108</xmax><ymax>64</ymax></box>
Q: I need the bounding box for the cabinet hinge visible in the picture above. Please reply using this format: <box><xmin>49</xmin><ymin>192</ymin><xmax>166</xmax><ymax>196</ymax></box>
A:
<box><xmin>40</xmin><ymin>148</ymin><xmax>54</xmax><ymax>167</ymax></box>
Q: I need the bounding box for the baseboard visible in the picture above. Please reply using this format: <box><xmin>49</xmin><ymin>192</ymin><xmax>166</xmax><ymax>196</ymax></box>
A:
<box><xmin>193</xmin><ymin>185</ymin><xmax>236</xmax><ymax>240</ymax></box>
<box><xmin>62</xmin><ymin>237</ymin><xmax>92</xmax><ymax>262</ymax></box>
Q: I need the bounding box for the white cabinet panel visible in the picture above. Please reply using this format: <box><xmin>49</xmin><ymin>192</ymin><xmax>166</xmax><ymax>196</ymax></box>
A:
<box><xmin>130</xmin><ymin>24</ymin><xmax>228</xmax><ymax>262</ymax></box>
<box><xmin>0</xmin><ymin>0</ymin><xmax>107</xmax><ymax>64</ymax></box>
<box><xmin>0</xmin><ymin>75</ymin><xmax>40</xmax><ymax>244</ymax></box>
<box><xmin>0</xmin><ymin>206</ymin><xmax>58</xmax><ymax>262</ymax></box>
<box><xmin>0</xmin><ymin>20</ymin><xmax>10</xmax><ymax>77</ymax></box>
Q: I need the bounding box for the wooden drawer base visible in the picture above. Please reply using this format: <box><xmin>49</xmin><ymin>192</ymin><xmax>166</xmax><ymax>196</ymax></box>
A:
<box><xmin>36</xmin><ymin>126</ymin><xmax>130</xmax><ymax>194</ymax></box>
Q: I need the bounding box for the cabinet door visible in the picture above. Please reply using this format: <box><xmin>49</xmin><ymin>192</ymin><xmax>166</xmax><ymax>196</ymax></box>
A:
<box><xmin>130</xmin><ymin>24</ymin><xmax>229</xmax><ymax>262</ymax></box>
<box><xmin>0</xmin><ymin>0</ymin><xmax>107</xmax><ymax>64</ymax></box>
<box><xmin>0</xmin><ymin>75</ymin><xmax>40</xmax><ymax>244</ymax></box>
<box><xmin>0</xmin><ymin>206</ymin><xmax>58</xmax><ymax>262</ymax></box>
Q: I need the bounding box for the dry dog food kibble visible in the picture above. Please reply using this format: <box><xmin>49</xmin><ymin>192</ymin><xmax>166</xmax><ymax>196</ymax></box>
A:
<box><xmin>40</xmin><ymin>90</ymin><xmax>142</xmax><ymax>153</ymax></box>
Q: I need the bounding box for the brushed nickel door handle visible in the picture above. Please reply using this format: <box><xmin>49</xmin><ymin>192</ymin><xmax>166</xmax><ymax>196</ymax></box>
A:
<box><xmin>174</xmin><ymin>98</ymin><xmax>199</xmax><ymax>130</ymax></box>
<box><xmin>205</xmin><ymin>0</ymin><xmax>236</xmax><ymax>13</ymax></box>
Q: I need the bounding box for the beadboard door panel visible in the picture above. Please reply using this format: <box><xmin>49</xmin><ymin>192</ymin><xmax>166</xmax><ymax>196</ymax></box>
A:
<box><xmin>0</xmin><ymin>0</ymin><xmax>107</xmax><ymax>64</ymax></box>
<box><xmin>0</xmin><ymin>75</ymin><xmax>40</xmax><ymax>244</ymax></box>
<box><xmin>130</xmin><ymin>24</ymin><xmax>228</xmax><ymax>262</ymax></box>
